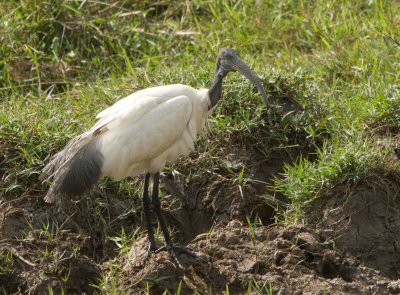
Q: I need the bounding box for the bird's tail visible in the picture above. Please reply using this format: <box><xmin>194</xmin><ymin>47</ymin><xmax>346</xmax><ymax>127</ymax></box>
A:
<box><xmin>41</xmin><ymin>136</ymin><xmax>104</xmax><ymax>204</ymax></box>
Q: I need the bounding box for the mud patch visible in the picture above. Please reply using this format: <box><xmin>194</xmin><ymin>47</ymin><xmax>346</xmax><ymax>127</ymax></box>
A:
<box><xmin>116</xmin><ymin>221</ymin><xmax>400</xmax><ymax>294</ymax></box>
<box><xmin>0</xmin><ymin>193</ymin><xmax>138</xmax><ymax>294</ymax></box>
<box><xmin>0</xmin><ymin>138</ymin><xmax>298</xmax><ymax>294</ymax></box>
<box><xmin>159</xmin><ymin>144</ymin><xmax>300</xmax><ymax>243</ymax></box>
<box><xmin>0</xmin><ymin>232</ymin><xmax>100</xmax><ymax>294</ymax></box>
<box><xmin>309</xmin><ymin>176</ymin><xmax>400</xmax><ymax>278</ymax></box>
<box><xmin>109</xmin><ymin>174</ymin><xmax>400</xmax><ymax>294</ymax></box>
<box><xmin>2</xmin><ymin>174</ymin><xmax>400</xmax><ymax>293</ymax></box>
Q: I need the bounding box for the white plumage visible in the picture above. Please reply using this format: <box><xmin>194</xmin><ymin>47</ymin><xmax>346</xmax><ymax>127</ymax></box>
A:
<box><xmin>41</xmin><ymin>84</ymin><xmax>211</xmax><ymax>202</ymax></box>
<box><xmin>98</xmin><ymin>84</ymin><xmax>209</xmax><ymax>179</ymax></box>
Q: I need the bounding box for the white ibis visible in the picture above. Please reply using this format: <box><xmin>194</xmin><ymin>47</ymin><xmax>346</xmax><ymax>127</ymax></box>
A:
<box><xmin>41</xmin><ymin>48</ymin><xmax>269</xmax><ymax>268</ymax></box>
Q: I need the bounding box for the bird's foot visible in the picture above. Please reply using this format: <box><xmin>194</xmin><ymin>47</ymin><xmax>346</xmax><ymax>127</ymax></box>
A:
<box><xmin>155</xmin><ymin>244</ymin><xmax>198</xmax><ymax>269</ymax></box>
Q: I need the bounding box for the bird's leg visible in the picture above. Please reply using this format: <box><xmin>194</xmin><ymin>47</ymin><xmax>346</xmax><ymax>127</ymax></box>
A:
<box><xmin>142</xmin><ymin>173</ymin><xmax>157</xmax><ymax>251</ymax></box>
<box><xmin>151</xmin><ymin>172</ymin><xmax>173</xmax><ymax>245</ymax></box>
<box><xmin>151</xmin><ymin>172</ymin><xmax>197</xmax><ymax>268</ymax></box>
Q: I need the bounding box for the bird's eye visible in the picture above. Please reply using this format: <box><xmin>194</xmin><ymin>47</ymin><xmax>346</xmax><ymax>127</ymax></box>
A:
<box><xmin>225</xmin><ymin>53</ymin><xmax>234</xmax><ymax>61</ymax></box>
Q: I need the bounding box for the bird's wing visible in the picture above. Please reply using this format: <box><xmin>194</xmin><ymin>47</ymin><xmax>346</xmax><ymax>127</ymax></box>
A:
<box><xmin>100</xmin><ymin>95</ymin><xmax>193</xmax><ymax>178</ymax></box>
<box><xmin>96</xmin><ymin>92</ymin><xmax>141</xmax><ymax>120</ymax></box>
<box><xmin>90</xmin><ymin>95</ymin><xmax>168</xmax><ymax>136</ymax></box>
<box><xmin>41</xmin><ymin>95</ymin><xmax>165</xmax><ymax>181</ymax></box>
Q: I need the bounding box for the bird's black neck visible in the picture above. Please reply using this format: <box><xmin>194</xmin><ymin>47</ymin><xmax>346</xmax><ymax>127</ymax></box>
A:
<box><xmin>208</xmin><ymin>75</ymin><xmax>223</xmax><ymax>110</ymax></box>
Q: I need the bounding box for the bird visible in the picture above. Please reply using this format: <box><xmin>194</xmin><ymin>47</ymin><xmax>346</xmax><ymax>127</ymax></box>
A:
<box><xmin>41</xmin><ymin>48</ymin><xmax>269</xmax><ymax>268</ymax></box>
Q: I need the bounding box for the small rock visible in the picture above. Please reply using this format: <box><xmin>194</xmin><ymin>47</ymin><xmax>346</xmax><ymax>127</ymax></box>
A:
<box><xmin>294</xmin><ymin>232</ymin><xmax>321</xmax><ymax>254</ymax></box>
<box><xmin>273</xmin><ymin>250</ymin><xmax>286</xmax><ymax>265</ymax></box>
<box><xmin>276</xmin><ymin>238</ymin><xmax>292</xmax><ymax>249</ymax></box>
<box><xmin>227</xmin><ymin>220</ymin><xmax>242</xmax><ymax>229</ymax></box>
<box><xmin>224</xmin><ymin>231</ymin><xmax>240</xmax><ymax>244</ymax></box>
<box><xmin>237</xmin><ymin>256</ymin><xmax>256</xmax><ymax>272</ymax></box>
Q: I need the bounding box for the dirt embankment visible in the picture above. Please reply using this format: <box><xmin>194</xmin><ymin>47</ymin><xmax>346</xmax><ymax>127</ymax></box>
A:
<box><xmin>1</xmin><ymin>142</ymin><xmax>400</xmax><ymax>294</ymax></box>
<box><xmin>115</xmin><ymin>171</ymin><xmax>400</xmax><ymax>294</ymax></box>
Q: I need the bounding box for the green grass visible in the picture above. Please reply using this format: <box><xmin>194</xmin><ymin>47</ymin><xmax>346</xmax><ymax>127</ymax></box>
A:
<box><xmin>2</xmin><ymin>0</ymin><xmax>400</xmax><ymax>293</ymax></box>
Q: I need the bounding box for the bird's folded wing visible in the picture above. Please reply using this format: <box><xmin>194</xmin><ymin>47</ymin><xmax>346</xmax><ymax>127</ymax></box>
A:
<box><xmin>100</xmin><ymin>95</ymin><xmax>193</xmax><ymax>178</ymax></box>
<box><xmin>91</xmin><ymin>95</ymin><xmax>167</xmax><ymax>136</ymax></box>
<box><xmin>41</xmin><ymin>95</ymin><xmax>168</xmax><ymax>180</ymax></box>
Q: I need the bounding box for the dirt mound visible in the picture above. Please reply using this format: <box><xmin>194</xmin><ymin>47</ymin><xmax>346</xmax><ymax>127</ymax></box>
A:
<box><xmin>0</xmin><ymin>194</ymin><xmax>131</xmax><ymax>294</ymax></box>
<box><xmin>159</xmin><ymin>145</ymin><xmax>297</xmax><ymax>244</ymax></box>
<box><xmin>105</xmin><ymin>174</ymin><xmax>400</xmax><ymax>294</ymax></box>
<box><xmin>2</xmin><ymin>142</ymin><xmax>400</xmax><ymax>293</ymax></box>
<box><xmin>1</xmin><ymin>139</ymin><xmax>292</xmax><ymax>294</ymax></box>
<box><xmin>309</xmin><ymin>176</ymin><xmax>400</xmax><ymax>279</ymax></box>
<box><xmin>0</xmin><ymin>230</ymin><xmax>100</xmax><ymax>294</ymax></box>
<box><xmin>115</xmin><ymin>221</ymin><xmax>400</xmax><ymax>294</ymax></box>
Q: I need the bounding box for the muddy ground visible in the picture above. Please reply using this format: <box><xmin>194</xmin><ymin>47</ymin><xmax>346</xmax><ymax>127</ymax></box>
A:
<box><xmin>1</xmin><ymin>141</ymin><xmax>400</xmax><ymax>295</ymax></box>
<box><xmin>110</xmin><ymin>170</ymin><xmax>400</xmax><ymax>294</ymax></box>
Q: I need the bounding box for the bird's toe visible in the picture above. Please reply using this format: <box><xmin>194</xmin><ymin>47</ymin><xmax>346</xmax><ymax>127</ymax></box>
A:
<box><xmin>154</xmin><ymin>244</ymin><xmax>199</xmax><ymax>269</ymax></box>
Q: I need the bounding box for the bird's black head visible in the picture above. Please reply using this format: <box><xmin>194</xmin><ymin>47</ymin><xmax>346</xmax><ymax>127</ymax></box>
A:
<box><xmin>215</xmin><ymin>48</ymin><xmax>240</xmax><ymax>79</ymax></box>
<box><xmin>208</xmin><ymin>48</ymin><xmax>269</xmax><ymax>109</ymax></box>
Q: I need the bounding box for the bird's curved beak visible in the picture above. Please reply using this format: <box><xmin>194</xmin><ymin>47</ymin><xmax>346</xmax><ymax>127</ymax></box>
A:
<box><xmin>232</xmin><ymin>58</ymin><xmax>270</xmax><ymax>105</ymax></box>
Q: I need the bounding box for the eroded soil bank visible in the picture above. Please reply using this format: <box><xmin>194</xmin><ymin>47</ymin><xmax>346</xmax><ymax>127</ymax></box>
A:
<box><xmin>1</xmin><ymin>145</ymin><xmax>400</xmax><ymax>294</ymax></box>
<box><xmin>115</xmin><ymin>175</ymin><xmax>400</xmax><ymax>294</ymax></box>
